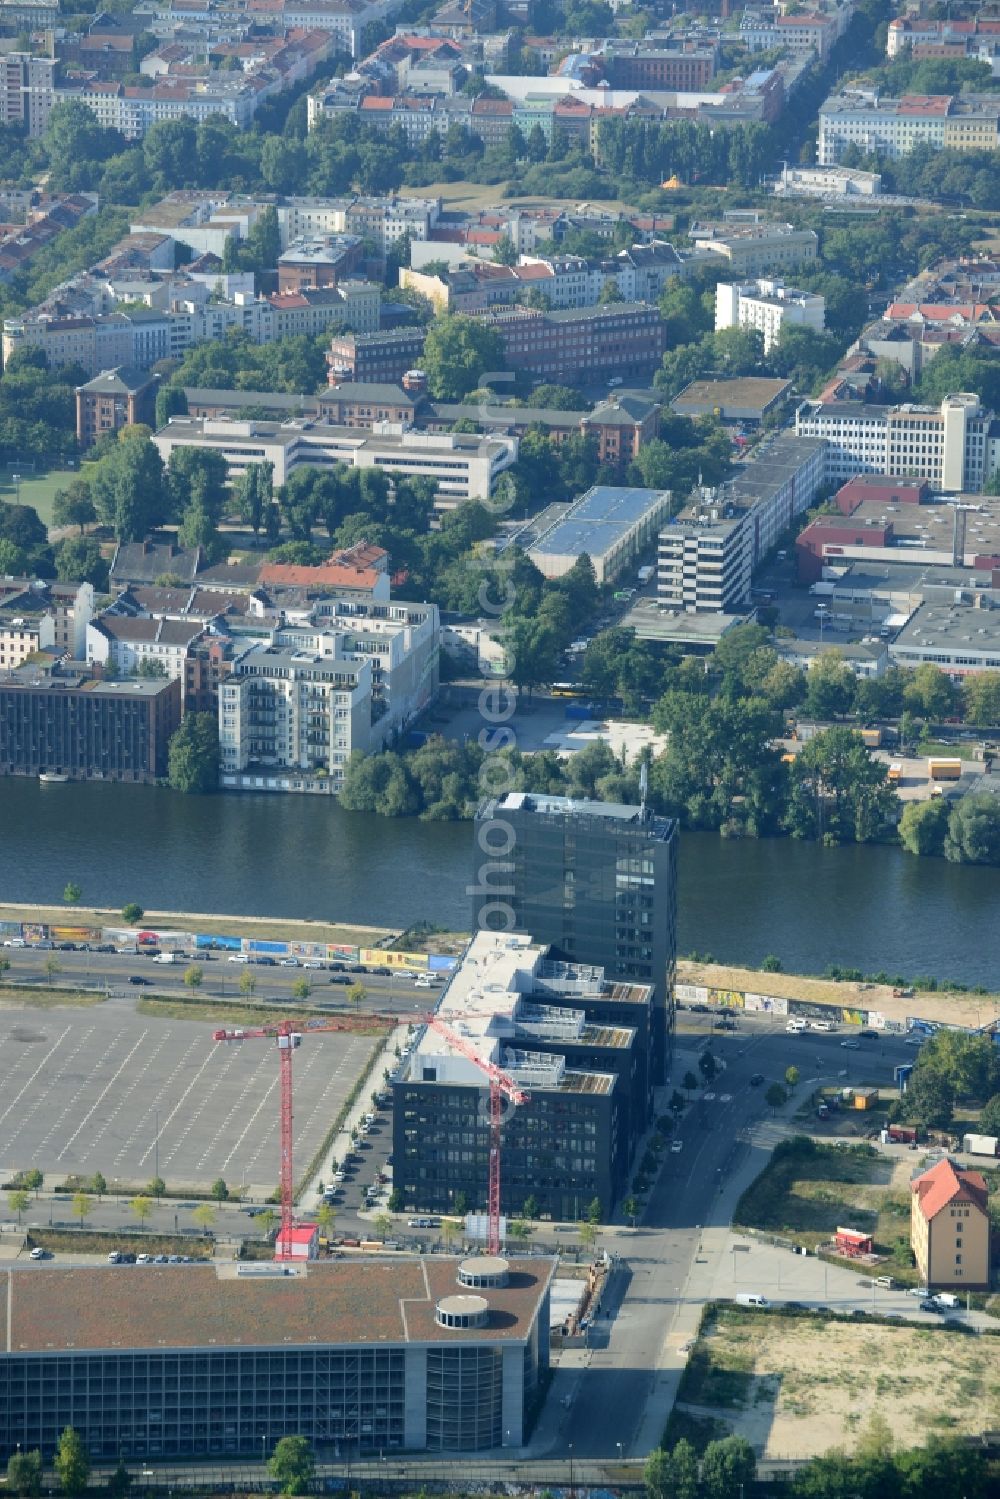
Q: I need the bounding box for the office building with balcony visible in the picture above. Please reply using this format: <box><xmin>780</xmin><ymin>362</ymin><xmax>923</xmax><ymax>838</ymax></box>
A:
<box><xmin>393</xmin><ymin>931</ymin><xmax>653</xmax><ymax>1221</ymax></box>
<box><xmin>0</xmin><ymin>1256</ymin><xmax>553</xmax><ymax>1458</ymax></box>
<box><xmin>473</xmin><ymin>793</ymin><xmax>677</xmax><ymax>1084</ymax></box>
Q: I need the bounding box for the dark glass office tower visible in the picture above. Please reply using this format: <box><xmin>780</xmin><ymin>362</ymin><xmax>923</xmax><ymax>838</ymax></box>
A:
<box><xmin>473</xmin><ymin>793</ymin><xmax>678</xmax><ymax>1084</ymax></box>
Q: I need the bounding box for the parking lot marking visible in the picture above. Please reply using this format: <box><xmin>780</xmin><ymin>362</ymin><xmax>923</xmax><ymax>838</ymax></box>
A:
<box><xmin>0</xmin><ymin>1023</ymin><xmax>74</xmax><ymax>1146</ymax></box>
<box><xmin>56</xmin><ymin>1031</ymin><xmax>150</xmax><ymax>1162</ymax></box>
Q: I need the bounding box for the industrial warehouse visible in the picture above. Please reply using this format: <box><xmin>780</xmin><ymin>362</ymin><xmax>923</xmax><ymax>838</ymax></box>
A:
<box><xmin>0</xmin><ymin>1256</ymin><xmax>553</xmax><ymax>1460</ymax></box>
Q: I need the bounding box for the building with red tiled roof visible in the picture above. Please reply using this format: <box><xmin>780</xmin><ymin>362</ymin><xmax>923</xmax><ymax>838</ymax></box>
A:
<box><xmin>910</xmin><ymin>1157</ymin><xmax>990</xmax><ymax>1290</ymax></box>
<box><xmin>0</xmin><ymin>1255</ymin><xmax>553</xmax><ymax>1458</ymax></box>
<box><xmin>257</xmin><ymin>555</ymin><xmax>391</xmax><ymax>599</ymax></box>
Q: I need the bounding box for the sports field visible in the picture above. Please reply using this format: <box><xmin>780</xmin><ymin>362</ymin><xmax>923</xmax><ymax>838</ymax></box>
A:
<box><xmin>0</xmin><ymin>465</ymin><xmax>80</xmax><ymax>532</ymax></box>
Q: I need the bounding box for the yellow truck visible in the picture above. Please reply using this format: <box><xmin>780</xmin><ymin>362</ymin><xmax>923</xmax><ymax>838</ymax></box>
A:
<box><xmin>861</xmin><ymin>727</ymin><xmax>882</xmax><ymax>748</ymax></box>
<box><xmin>927</xmin><ymin>757</ymin><xmax>962</xmax><ymax>781</ymax></box>
<box><xmin>887</xmin><ymin>762</ymin><xmax>903</xmax><ymax>784</ymax></box>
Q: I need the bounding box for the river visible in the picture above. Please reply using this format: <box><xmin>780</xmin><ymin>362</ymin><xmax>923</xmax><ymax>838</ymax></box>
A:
<box><xmin>1</xmin><ymin>779</ymin><xmax>997</xmax><ymax>987</ymax></box>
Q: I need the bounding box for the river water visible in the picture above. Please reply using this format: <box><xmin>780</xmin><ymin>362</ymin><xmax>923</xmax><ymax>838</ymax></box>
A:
<box><xmin>1</xmin><ymin>779</ymin><xmax>997</xmax><ymax>987</ymax></box>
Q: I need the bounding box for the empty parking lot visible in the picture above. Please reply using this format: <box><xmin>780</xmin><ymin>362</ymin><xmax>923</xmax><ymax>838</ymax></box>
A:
<box><xmin>0</xmin><ymin>1002</ymin><xmax>379</xmax><ymax>1191</ymax></box>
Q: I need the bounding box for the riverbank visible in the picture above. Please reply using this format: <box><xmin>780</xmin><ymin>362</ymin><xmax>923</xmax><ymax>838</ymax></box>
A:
<box><xmin>0</xmin><ymin>901</ymin><xmax>395</xmax><ymax>949</ymax></box>
<box><xmin>679</xmin><ymin>959</ymin><xmax>1000</xmax><ymax>1032</ymax></box>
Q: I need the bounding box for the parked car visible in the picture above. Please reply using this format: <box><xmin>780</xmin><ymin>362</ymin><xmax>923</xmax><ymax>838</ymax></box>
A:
<box><xmin>750</xmin><ymin>1073</ymin><xmax>765</xmax><ymax>1086</ymax></box>
<box><xmin>279</xmin><ymin>957</ymin><xmax>298</xmax><ymax>967</ymax></box>
<box><xmin>670</xmin><ymin>1139</ymin><xmax>683</xmax><ymax>1154</ymax></box>
<box><xmin>128</xmin><ymin>975</ymin><xmax>150</xmax><ymax>986</ymax></box>
<box><xmin>227</xmin><ymin>953</ymin><xmax>249</xmax><ymax>964</ymax></box>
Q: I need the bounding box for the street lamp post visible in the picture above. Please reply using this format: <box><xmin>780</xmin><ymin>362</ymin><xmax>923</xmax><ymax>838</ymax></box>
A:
<box><xmin>568</xmin><ymin>1442</ymin><xmax>574</xmax><ymax>1498</ymax></box>
<box><xmin>12</xmin><ymin>473</ymin><xmax>20</xmax><ymax>505</ymax></box>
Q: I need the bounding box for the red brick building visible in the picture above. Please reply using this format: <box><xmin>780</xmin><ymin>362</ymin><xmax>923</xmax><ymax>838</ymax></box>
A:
<box><xmin>75</xmin><ymin>366</ymin><xmax>157</xmax><ymax>447</ymax></box>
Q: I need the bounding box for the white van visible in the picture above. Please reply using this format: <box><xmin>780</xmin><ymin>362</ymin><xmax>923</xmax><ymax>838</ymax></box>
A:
<box><xmin>155</xmin><ymin>951</ymin><xmax>178</xmax><ymax>964</ymax></box>
<box><xmin>785</xmin><ymin>1019</ymin><xmax>807</xmax><ymax>1034</ymax></box>
<box><xmin>414</xmin><ymin>974</ymin><xmax>436</xmax><ymax>988</ymax></box>
<box><xmin>933</xmin><ymin>1292</ymin><xmax>960</xmax><ymax>1309</ymax></box>
<box><xmin>735</xmin><ymin>1293</ymin><xmax>769</xmax><ymax>1308</ymax></box>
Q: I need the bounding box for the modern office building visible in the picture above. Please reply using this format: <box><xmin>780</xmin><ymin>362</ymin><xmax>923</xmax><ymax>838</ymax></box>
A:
<box><xmin>795</xmin><ymin>392</ymin><xmax>1000</xmax><ymax>490</ymax></box>
<box><xmin>394</xmin><ymin>931</ymin><xmax>653</xmax><ymax>1220</ymax></box>
<box><xmin>152</xmin><ymin>416</ymin><xmax>517</xmax><ymax>507</ymax></box>
<box><xmin>0</xmin><ymin>670</ymin><xmax>181</xmax><ymax>782</ymax></box>
<box><xmin>473</xmin><ymin>793</ymin><xmax>678</xmax><ymax>1083</ymax></box>
<box><xmin>0</xmin><ymin>1256</ymin><xmax>554</xmax><ymax>1459</ymax></box>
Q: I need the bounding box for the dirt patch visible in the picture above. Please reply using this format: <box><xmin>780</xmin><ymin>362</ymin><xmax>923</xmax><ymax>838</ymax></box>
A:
<box><xmin>679</xmin><ymin>959</ymin><xmax>1000</xmax><ymax>1031</ymax></box>
<box><xmin>679</xmin><ymin>1308</ymin><xmax>1000</xmax><ymax>1458</ymax></box>
<box><xmin>734</xmin><ymin>1140</ymin><xmax>892</xmax><ymax>1246</ymax></box>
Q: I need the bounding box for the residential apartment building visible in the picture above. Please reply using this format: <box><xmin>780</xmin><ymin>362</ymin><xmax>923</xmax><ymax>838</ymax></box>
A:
<box><xmin>818</xmin><ymin>90</ymin><xmax>1000</xmax><ymax>164</ymax></box>
<box><xmin>658</xmin><ymin>434</ymin><xmax>826</xmax><ymax>612</ymax></box>
<box><xmin>217</xmin><ymin>596</ymin><xmax>439</xmax><ymax>794</ymax></box>
<box><xmin>0</xmin><ymin>669</ymin><xmax>181</xmax><ymax>782</ymax></box>
<box><xmin>473</xmin><ymin>792</ymin><xmax>678</xmax><ymax>1083</ymax></box>
<box><xmin>0</xmin><ymin>53</ymin><xmax>56</xmax><ymax>137</ymax></box>
<box><xmin>393</xmin><ymin>931</ymin><xmax>648</xmax><ymax>1220</ymax></box>
<box><xmin>276</xmin><ymin>235</ymin><xmax>365</xmax><ymax>291</ymax></box>
<box><xmin>0</xmin><ymin>1258</ymin><xmax>553</xmax><ymax>1458</ymax></box>
<box><xmin>689</xmin><ymin>222</ymin><xmax>818</xmax><ymax>275</ymax></box>
<box><xmin>86</xmin><ymin>615</ymin><xmax>206</xmax><ymax>681</ymax></box>
<box><xmin>887</xmin><ymin>16</ymin><xmax>1000</xmax><ymax>60</ymax></box>
<box><xmin>795</xmin><ymin>393</ymin><xmax>1000</xmax><ymax>490</ymax></box>
<box><xmin>152</xmin><ymin>415</ymin><xmax>517</xmax><ymax>506</ymax></box>
<box><xmin>740</xmin><ymin>4</ymin><xmax>853</xmax><ymax>61</ymax></box>
<box><xmin>602</xmin><ymin>41</ymin><xmax>718</xmax><ymax>90</ymax></box>
<box><xmin>75</xmin><ymin>367</ymin><xmax>158</xmax><ymax>447</ymax></box>
<box><xmin>910</xmin><ymin>1157</ymin><xmax>991</xmax><ymax>1291</ymax></box>
<box><xmin>715</xmin><ymin>278</ymin><xmax>825</xmax><ymax>354</ymax></box>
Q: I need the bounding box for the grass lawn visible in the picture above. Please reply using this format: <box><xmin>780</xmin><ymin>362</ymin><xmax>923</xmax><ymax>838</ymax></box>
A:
<box><xmin>0</xmin><ymin>983</ymin><xmax>105</xmax><ymax>1009</ymax></box>
<box><xmin>733</xmin><ymin>1138</ymin><xmax>896</xmax><ymax>1248</ymax></box>
<box><xmin>920</xmin><ymin>740</ymin><xmax>981</xmax><ymax>761</ymax></box>
<box><xmin>0</xmin><ymin>465</ymin><xmax>81</xmax><ymax>532</ymax></box>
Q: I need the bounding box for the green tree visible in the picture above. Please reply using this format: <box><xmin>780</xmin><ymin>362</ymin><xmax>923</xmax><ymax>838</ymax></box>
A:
<box><xmin>21</xmin><ymin>1168</ymin><xmax>42</xmax><ymax>1196</ymax></box>
<box><xmin>904</xmin><ymin>662</ymin><xmax>956</xmax><ymax>721</ymax></box>
<box><xmin>0</xmin><ymin>956</ymin><xmax>9</xmax><ymax>984</ymax></box>
<box><xmin>682</xmin><ymin>1071</ymin><xmax>698</xmax><ymax>1095</ymax></box>
<box><xmin>192</xmin><ymin>1203</ymin><xmax>216</xmax><ymax>1232</ymax></box>
<box><xmin>155</xmin><ymin>385</ymin><xmax>188</xmax><ymax>429</ymax></box>
<box><xmin>121</xmin><ymin>903</ymin><xmax>144</xmax><ymax>924</ymax></box>
<box><xmin>6</xmin><ymin>1450</ymin><xmax>42</xmax><ymax>1498</ymax></box>
<box><xmin>978</xmin><ymin>1093</ymin><xmax>1000</xmax><ymax>1135</ymax></box>
<box><xmin>765</xmin><ymin>1082</ymin><xmax>787</xmax><ymax>1112</ymax></box>
<box><xmin>785</xmin><ymin>1066</ymin><xmax>799</xmax><ymax>1088</ymax></box>
<box><xmin>239</xmin><ymin>968</ymin><xmax>257</xmax><ymax>999</ymax></box>
<box><xmin>898</xmin><ymin>1065</ymin><xmax>954</xmax><ymax>1131</ymax></box>
<box><xmin>56</xmin><ymin>536</ymin><xmax>108</xmax><ymax>589</ymax></box>
<box><xmin>899</xmin><ymin>797</ymin><xmax>951</xmax><ymax>857</ymax></box>
<box><xmin>89</xmin><ymin>427</ymin><xmax>166</xmax><ymax>541</ymax></box>
<box><xmin>268</xmin><ymin>1436</ymin><xmax>315</xmax><ymax>1495</ymax></box>
<box><xmin>421</xmin><ymin>314</ymin><xmax>504</xmax><ymax>400</ymax></box>
<box><xmin>106</xmin><ymin>1459</ymin><xmax>130</xmax><ymax>1499</ymax></box>
<box><xmin>785</xmin><ymin>727</ymin><xmax>897</xmax><ymax>844</ymax></box>
<box><xmin>944</xmin><ymin>793</ymin><xmax>1000</xmax><ymax>865</ymax></box>
<box><xmin>7</xmin><ymin>1187</ymin><xmax>28</xmax><ymax>1224</ymax></box>
<box><xmin>210</xmin><ymin>1178</ymin><xmax>229</xmax><ymax>1202</ymax></box>
<box><xmin>52</xmin><ymin>479</ymin><xmax>96</xmax><ymax>535</ymax></box>
<box><xmin>698</xmin><ymin>1050</ymin><xmax>717</xmax><ymax>1082</ymax></box>
<box><xmin>183</xmin><ymin>964</ymin><xmax>203</xmax><ymax>991</ymax></box>
<box><xmin>130</xmin><ymin>1195</ymin><xmax>153</xmax><ymax>1226</ymax></box>
<box><xmin>148</xmin><ymin>1176</ymin><xmax>166</xmax><ymax>1198</ymax></box>
<box><xmin>316</xmin><ymin>1201</ymin><xmax>335</xmax><ymax>1237</ymax></box>
<box><xmin>292</xmin><ymin>977</ymin><xmax>312</xmax><ymax>1001</ymax></box>
<box><xmin>623</xmin><ymin>1194</ymin><xmax>640</xmax><ymax>1227</ymax></box>
<box><xmin>72</xmin><ymin>1191</ymin><xmax>93</xmax><ymax>1229</ymax></box>
<box><xmin>90</xmin><ymin>1172</ymin><xmax>106</xmax><ymax>1199</ymax></box>
<box><xmin>671</xmin><ymin>1440</ymin><xmax>699</xmax><ymax>1499</ymax></box>
<box><xmin>699</xmin><ymin>1436</ymin><xmax>756</xmax><ymax>1499</ymax></box>
<box><xmin>63</xmin><ymin>882</ymin><xmax>82</xmax><ymax>906</ymax></box>
<box><xmin>167</xmin><ymin>712</ymin><xmax>219</xmax><ymax>794</ymax></box>
<box><xmin>346</xmin><ymin>981</ymin><xmax>367</xmax><ymax>1008</ymax></box>
<box><xmin>586</xmin><ymin>1196</ymin><xmax>602</xmax><ymax>1224</ymax></box>
<box><xmin>54</xmin><ymin>1427</ymin><xmax>89</xmax><ymax>1497</ymax></box>
<box><xmin>236</xmin><ymin>460</ymin><xmax>274</xmax><ymax>538</ymax></box>
<box><xmin>43</xmin><ymin>955</ymin><xmax>62</xmax><ymax>984</ymax></box>
<box><xmin>963</xmin><ymin>671</ymin><xmax>1000</xmax><ymax>727</ymax></box>
<box><xmin>644</xmin><ymin>1449</ymin><xmax>674</xmax><ymax>1499</ymax></box>
<box><xmin>803</xmin><ymin>652</ymin><xmax>855</xmax><ymax>720</ymax></box>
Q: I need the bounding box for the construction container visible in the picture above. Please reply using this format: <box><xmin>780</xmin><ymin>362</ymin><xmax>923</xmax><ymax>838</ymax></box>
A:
<box><xmin>887</xmin><ymin>762</ymin><xmax>903</xmax><ymax>783</ymax></box>
<box><xmin>861</xmin><ymin>728</ymin><xmax>882</xmax><ymax>748</ymax></box>
<box><xmin>852</xmin><ymin>1087</ymin><xmax>879</xmax><ymax>1111</ymax></box>
<box><xmin>928</xmin><ymin>757</ymin><xmax>962</xmax><ymax>781</ymax></box>
<box><xmin>962</xmin><ymin>1133</ymin><xmax>999</xmax><ymax>1157</ymax></box>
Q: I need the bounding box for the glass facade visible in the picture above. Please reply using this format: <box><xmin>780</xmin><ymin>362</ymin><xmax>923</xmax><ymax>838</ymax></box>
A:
<box><xmin>0</xmin><ymin>1346</ymin><xmax>406</xmax><ymax>1461</ymax></box>
<box><xmin>474</xmin><ymin>797</ymin><xmax>678</xmax><ymax>1083</ymax></box>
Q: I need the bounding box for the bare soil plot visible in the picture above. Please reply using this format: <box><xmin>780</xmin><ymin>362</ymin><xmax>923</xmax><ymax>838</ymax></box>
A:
<box><xmin>678</xmin><ymin>1307</ymin><xmax>1000</xmax><ymax>1458</ymax></box>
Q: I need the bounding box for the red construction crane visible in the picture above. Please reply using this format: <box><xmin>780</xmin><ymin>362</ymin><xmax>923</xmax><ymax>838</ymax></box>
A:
<box><xmin>424</xmin><ymin>1016</ymin><xmax>528</xmax><ymax>1256</ymax></box>
<box><xmin>213</xmin><ymin>1016</ymin><xmax>390</xmax><ymax>1259</ymax></box>
<box><xmin>213</xmin><ymin>1011</ymin><xmax>527</xmax><ymax>1259</ymax></box>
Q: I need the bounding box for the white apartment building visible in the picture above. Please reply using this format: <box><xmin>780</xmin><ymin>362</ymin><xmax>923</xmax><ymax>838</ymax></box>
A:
<box><xmin>795</xmin><ymin>393</ymin><xmax>1000</xmax><ymax>491</ymax></box>
<box><xmin>715</xmin><ymin>278</ymin><xmax>825</xmax><ymax>354</ymax></box>
<box><xmin>219</xmin><ymin>599</ymin><xmax>439</xmax><ymax>793</ymax></box>
<box><xmin>741</xmin><ymin>5</ymin><xmax>852</xmax><ymax>61</ymax></box>
<box><xmin>86</xmin><ymin>616</ymin><xmax>206</xmax><ymax>680</ymax></box>
<box><xmin>658</xmin><ymin>434</ymin><xmax>826</xmax><ymax>613</ymax></box>
<box><xmin>152</xmin><ymin>416</ymin><xmax>518</xmax><ymax>505</ymax></box>
<box><xmin>0</xmin><ymin>53</ymin><xmax>55</xmax><ymax>137</ymax></box>
<box><xmin>818</xmin><ymin>91</ymin><xmax>1000</xmax><ymax>164</ymax></box>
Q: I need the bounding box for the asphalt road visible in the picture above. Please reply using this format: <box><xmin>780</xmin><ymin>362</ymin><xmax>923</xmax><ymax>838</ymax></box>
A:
<box><xmin>2</xmin><ymin>946</ymin><xmax>439</xmax><ymax>1015</ymax></box>
<box><xmin>547</xmin><ymin>1011</ymin><xmax>922</xmax><ymax>1459</ymax></box>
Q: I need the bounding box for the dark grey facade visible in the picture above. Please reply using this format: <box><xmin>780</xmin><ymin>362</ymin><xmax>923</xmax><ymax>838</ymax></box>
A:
<box><xmin>0</xmin><ymin>674</ymin><xmax>181</xmax><ymax>782</ymax></box>
<box><xmin>395</xmin><ymin>1072</ymin><xmax>622</xmax><ymax>1224</ymax></box>
<box><xmin>473</xmin><ymin>793</ymin><xmax>678</xmax><ymax>1082</ymax></box>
